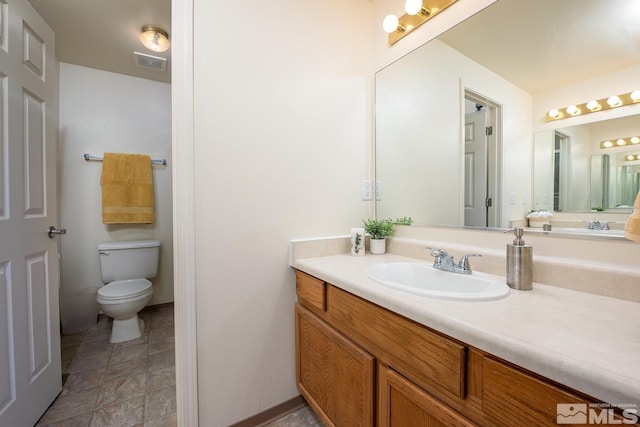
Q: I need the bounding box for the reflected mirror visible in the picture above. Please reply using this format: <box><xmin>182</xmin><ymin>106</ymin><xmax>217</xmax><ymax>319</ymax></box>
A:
<box><xmin>375</xmin><ymin>0</ymin><xmax>640</xmax><ymax>229</ymax></box>
<box><xmin>533</xmin><ymin>115</ymin><xmax>640</xmax><ymax>213</ymax></box>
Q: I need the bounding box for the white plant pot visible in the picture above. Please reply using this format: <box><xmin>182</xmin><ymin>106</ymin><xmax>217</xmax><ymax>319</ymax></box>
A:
<box><xmin>369</xmin><ymin>238</ymin><xmax>386</xmax><ymax>255</ymax></box>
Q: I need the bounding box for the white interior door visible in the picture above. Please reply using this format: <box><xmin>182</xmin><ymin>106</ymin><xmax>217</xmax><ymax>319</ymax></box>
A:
<box><xmin>464</xmin><ymin>109</ymin><xmax>488</xmax><ymax>227</ymax></box>
<box><xmin>0</xmin><ymin>1</ymin><xmax>60</xmax><ymax>426</ymax></box>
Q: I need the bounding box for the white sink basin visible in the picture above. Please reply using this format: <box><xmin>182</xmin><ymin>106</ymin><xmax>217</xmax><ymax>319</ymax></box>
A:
<box><xmin>366</xmin><ymin>262</ymin><xmax>510</xmax><ymax>301</ymax></box>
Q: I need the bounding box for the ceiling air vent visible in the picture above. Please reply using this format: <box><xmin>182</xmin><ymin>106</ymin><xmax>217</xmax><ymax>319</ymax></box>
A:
<box><xmin>133</xmin><ymin>51</ymin><xmax>167</xmax><ymax>72</ymax></box>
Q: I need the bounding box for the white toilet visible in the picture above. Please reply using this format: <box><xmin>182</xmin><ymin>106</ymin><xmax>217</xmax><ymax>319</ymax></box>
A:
<box><xmin>96</xmin><ymin>239</ymin><xmax>160</xmax><ymax>343</ymax></box>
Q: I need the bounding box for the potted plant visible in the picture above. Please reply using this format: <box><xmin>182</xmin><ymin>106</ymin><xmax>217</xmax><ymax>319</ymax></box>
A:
<box><xmin>363</xmin><ymin>217</ymin><xmax>413</xmax><ymax>254</ymax></box>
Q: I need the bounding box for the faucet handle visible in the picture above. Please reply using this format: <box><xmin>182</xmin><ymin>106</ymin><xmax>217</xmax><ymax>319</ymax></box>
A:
<box><xmin>426</xmin><ymin>247</ymin><xmax>447</xmax><ymax>257</ymax></box>
<box><xmin>457</xmin><ymin>253</ymin><xmax>482</xmax><ymax>273</ymax></box>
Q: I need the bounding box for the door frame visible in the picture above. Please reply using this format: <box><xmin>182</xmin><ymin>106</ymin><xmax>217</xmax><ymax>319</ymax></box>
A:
<box><xmin>462</xmin><ymin>88</ymin><xmax>502</xmax><ymax>228</ymax></box>
<box><xmin>172</xmin><ymin>0</ymin><xmax>199</xmax><ymax>424</ymax></box>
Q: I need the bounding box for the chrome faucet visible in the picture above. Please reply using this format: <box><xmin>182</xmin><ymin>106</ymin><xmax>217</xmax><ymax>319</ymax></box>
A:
<box><xmin>585</xmin><ymin>220</ymin><xmax>610</xmax><ymax>230</ymax></box>
<box><xmin>427</xmin><ymin>247</ymin><xmax>481</xmax><ymax>275</ymax></box>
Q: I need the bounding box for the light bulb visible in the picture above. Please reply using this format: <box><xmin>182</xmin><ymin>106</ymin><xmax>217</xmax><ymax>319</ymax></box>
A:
<box><xmin>383</xmin><ymin>14</ymin><xmax>399</xmax><ymax>33</ymax></box>
<box><xmin>586</xmin><ymin>100</ymin><xmax>600</xmax><ymax>111</ymax></box>
<box><xmin>405</xmin><ymin>0</ymin><xmax>423</xmax><ymax>15</ymax></box>
<box><xmin>617</xmin><ymin>139</ymin><xmax>626</xmax><ymax>146</ymax></box>
<box><xmin>627</xmin><ymin>155</ymin><xmax>636</xmax><ymax>161</ymax></box>
<box><xmin>566</xmin><ymin>105</ymin><xmax>579</xmax><ymax>115</ymax></box>
<box><xmin>602</xmin><ymin>141</ymin><xmax>613</xmax><ymax>148</ymax></box>
<box><xmin>631</xmin><ymin>136</ymin><xmax>640</xmax><ymax>144</ymax></box>
<box><xmin>607</xmin><ymin>95</ymin><xmax>622</xmax><ymax>107</ymax></box>
<box><xmin>637</xmin><ymin>155</ymin><xmax>640</xmax><ymax>160</ymax></box>
<box><xmin>139</xmin><ymin>26</ymin><xmax>170</xmax><ymax>52</ymax></box>
<box><xmin>548</xmin><ymin>109</ymin><xmax>560</xmax><ymax>119</ymax></box>
<box><xmin>631</xmin><ymin>90</ymin><xmax>640</xmax><ymax>102</ymax></box>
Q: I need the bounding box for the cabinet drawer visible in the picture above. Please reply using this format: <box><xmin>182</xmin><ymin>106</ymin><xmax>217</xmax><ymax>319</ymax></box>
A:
<box><xmin>295</xmin><ymin>270</ymin><xmax>325</xmax><ymax>311</ymax></box>
<box><xmin>327</xmin><ymin>285</ymin><xmax>466</xmax><ymax>399</ymax></box>
<box><xmin>483</xmin><ymin>357</ymin><xmax>588</xmax><ymax>426</ymax></box>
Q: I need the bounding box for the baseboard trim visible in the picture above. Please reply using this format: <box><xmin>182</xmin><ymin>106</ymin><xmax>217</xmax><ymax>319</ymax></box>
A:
<box><xmin>229</xmin><ymin>395</ymin><xmax>307</xmax><ymax>427</ymax></box>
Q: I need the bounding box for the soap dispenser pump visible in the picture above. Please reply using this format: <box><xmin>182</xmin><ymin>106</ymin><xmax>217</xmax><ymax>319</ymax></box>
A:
<box><xmin>506</xmin><ymin>228</ymin><xmax>533</xmax><ymax>290</ymax></box>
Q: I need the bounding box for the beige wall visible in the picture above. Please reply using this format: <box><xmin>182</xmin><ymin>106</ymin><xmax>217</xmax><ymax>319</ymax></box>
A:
<box><xmin>59</xmin><ymin>63</ymin><xmax>173</xmax><ymax>307</ymax></box>
<box><xmin>192</xmin><ymin>1</ymin><xmax>374</xmax><ymax>425</ymax></box>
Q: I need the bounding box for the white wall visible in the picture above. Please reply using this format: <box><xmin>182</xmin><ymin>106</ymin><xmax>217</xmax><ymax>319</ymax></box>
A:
<box><xmin>59</xmin><ymin>63</ymin><xmax>173</xmax><ymax>306</ymax></box>
<box><xmin>192</xmin><ymin>1</ymin><xmax>373</xmax><ymax>425</ymax></box>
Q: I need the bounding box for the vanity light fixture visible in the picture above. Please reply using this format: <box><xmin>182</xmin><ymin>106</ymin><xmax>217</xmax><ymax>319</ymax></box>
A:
<box><xmin>546</xmin><ymin>90</ymin><xmax>640</xmax><ymax>122</ymax></box>
<box><xmin>599</xmin><ymin>136</ymin><xmax>640</xmax><ymax>149</ymax></box>
<box><xmin>623</xmin><ymin>153</ymin><xmax>640</xmax><ymax>162</ymax></box>
<box><xmin>139</xmin><ymin>25</ymin><xmax>170</xmax><ymax>52</ymax></box>
<box><xmin>383</xmin><ymin>0</ymin><xmax>459</xmax><ymax>46</ymax></box>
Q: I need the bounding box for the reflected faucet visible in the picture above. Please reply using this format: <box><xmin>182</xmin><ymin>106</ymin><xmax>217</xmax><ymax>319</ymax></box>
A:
<box><xmin>585</xmin><ymin>220</ymin><xmax>610</xmax><ymax>230</ymax></box>
<box><xmin>427</xmin><ymin>247</ymin><xmax>481</xmax><ymax>275</ymax></box>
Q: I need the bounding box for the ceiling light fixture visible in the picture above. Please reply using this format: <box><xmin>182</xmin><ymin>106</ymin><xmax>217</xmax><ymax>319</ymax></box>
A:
<box><xmin>546</xmin><ymin>90</ymin><xmax>640</xmax><ymax>122</ymax></box>
<box><xmin>139</xmin><ymin>25</ymin><xmax>170</xmax><ymax>53</ymax></box>
<box><xmin>383</xmin><ymin>0</ymin><xmax>458</xmax><ymax>46</ymax></box>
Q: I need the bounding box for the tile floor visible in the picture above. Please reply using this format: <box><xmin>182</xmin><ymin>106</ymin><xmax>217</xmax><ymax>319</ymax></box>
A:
<box><xmin>265</xmin><ymin>406</ymin><xmax>324</xmax><ymax>427</ymax></box>
<box><xmin>36</xmin><ymin>304</ymin><xmax>176</xmax><ymax>427</ymax></box>
<box><xmin>37</xmin><ymin>303</ymin><xmax>323</xmax><ymax>427</ymax></box>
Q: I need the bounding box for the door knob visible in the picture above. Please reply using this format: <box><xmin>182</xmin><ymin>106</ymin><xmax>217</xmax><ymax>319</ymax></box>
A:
<box><xmin>47</xmin><ymin>226</ymin><xmax>67</xmax><ymax>238</ymax></box>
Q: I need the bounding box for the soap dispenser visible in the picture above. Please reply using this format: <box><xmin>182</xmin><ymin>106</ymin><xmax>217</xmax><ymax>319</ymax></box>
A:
<box><xmin>506</xmin><ymin>228</ymin><xmax>533</xmax><ymax>290</ymax></box>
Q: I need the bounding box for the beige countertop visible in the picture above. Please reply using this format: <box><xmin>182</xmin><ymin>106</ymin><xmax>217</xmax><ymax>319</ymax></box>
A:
<box><xmin>291</xmin><ymin>251</ymin><xmax>640</xmax><ymax>408</ymax></box>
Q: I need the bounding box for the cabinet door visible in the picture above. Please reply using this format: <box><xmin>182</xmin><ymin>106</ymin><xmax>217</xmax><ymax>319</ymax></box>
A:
<box><xmin>378</xmin><ymin>365</ymin><xmax>477</xmax><ymax>427</ymax></box>
<box><xmin>295</xmin><ymin>304</ymin><xmax>375</xmax><ymax>427</ymax></box>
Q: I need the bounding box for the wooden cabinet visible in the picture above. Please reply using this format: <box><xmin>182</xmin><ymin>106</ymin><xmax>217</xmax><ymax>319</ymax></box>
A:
<box><xmin>482</xmin><ymin>357</ymin><xmax>589</xmax><ymax>426</ymax></box>
<box><xmin>295</xmin><ymin>304</ymin><xmax>375</xmax><ymax>427</ymax></box>
<box><xmin>378</xmin><ymin>364</ymin><xmax>477</xmax><ymax>427</ymax></box>
<box><xmin>294</xmin><ymin>270</ymin><xmax>619</xmax><ymax>427</ymax></box>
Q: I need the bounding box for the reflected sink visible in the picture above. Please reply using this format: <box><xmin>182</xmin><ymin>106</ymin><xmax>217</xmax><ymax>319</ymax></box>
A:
<box><xmin>552</xmin><ymin>228</ymin><xmax>625</xmax><ymax>237</ymax></box>
<box><xmin>366</xmin><ymin>262</ymin><xmax>510</xmax><ymax>301</ymax></box>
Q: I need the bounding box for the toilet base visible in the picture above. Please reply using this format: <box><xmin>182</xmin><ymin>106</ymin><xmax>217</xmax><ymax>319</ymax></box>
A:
<box><xmin>110</xmin><ymin>316</ymin><xmax>145</xmax><ymax>343</ymax></box>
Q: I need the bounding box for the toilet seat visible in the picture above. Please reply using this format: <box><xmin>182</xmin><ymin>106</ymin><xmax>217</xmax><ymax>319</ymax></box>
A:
<box><xmin>97</xmin><ymin>279</ymin><xmax>152</xmax><ymax>302</ymax></box>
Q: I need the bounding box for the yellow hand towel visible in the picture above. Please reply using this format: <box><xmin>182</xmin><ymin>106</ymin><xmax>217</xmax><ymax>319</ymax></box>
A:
<box><xmin>624</xmin><ymin>191</ymin><xmax>640</xmax><ymax>243</ymax></box>
<box><xmin>100</xmin><ymin>152</ymin><xmax>155</xmax><ymax>224</ymax></box>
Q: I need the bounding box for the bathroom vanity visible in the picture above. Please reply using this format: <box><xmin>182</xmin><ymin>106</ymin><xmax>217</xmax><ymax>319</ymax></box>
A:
<box><xmin>291</xmin><ymin>238</ymin><xmax>640</xmax><ymax>426</ymax></box>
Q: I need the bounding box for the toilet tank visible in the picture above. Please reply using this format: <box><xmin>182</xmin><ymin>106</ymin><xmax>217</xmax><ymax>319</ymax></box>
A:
<box><xmin>98</xmin><ymin>239</ymin><xmax>160</xmax><ymax>283</ymax></box>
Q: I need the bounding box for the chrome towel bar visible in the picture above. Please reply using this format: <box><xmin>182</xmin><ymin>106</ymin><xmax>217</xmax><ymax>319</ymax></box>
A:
<box><xmin>83</xmin><ymin>153</ymin><xmax>167</xmax><ymax>166</ymax></box>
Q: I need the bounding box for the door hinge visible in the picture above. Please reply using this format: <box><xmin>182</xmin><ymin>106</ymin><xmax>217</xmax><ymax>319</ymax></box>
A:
<box><xmin>485</xmin><ymin>197</ymin><xmax>492</xmax><ymax>208</ymax></box>
<box><xmin>485</xmin><ymin>126</ymin><xmax>493</xmax><ymax>136</ymax></box>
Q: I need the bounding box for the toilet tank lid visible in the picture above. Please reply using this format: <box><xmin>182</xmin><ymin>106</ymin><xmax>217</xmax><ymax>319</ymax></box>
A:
<box><xmin>97</xmin><ymin>239</ymin><xmax>161</xmax><ymax>251</ymax></box>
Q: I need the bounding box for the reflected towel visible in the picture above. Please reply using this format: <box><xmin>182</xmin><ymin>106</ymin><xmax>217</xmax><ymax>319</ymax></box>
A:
<box><xmin>100</xmin><ymin>152</ymin><xmax>155</xmax><ymax>224</ymax></box>
<box><xmin>624</xmin><ymin>191</ymin><xmax>640</xmax><ymax>243</ymax></box>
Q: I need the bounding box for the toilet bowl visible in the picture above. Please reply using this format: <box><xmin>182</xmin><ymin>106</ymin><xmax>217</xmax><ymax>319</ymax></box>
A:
<box><xmin>97</xmin><ymin>240</ymin><xmax>160</xmax><ymax>343</ymax></box>
<box><xmin>97</xmin><ymin>279</ymin><xmax>153</xmax><ymax>343</ymax></box>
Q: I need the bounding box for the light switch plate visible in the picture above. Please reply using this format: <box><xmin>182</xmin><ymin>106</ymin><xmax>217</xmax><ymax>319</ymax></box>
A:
<box><xmin>361</xmin><ymin>180</ymin><xmax>372</xmax><ymax>200</ymax></box>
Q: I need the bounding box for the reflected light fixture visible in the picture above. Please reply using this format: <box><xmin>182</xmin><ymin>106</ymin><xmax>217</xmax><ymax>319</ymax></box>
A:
<box><xmin>139</xmin><ymin>25</ymin><xmax>170</xmax><ymax>52</ymax></box>
<box><xmin>383</xmin><ymin>0</ymin><xmax>459</xmax><ymax>45</ymax></box>
<box><xmin>547</xmin><ymin>90</ymin><xmax>640</xmax><ymax>122</ymax></box>
<box><xmin>599</xmin><ymin>135</ymin><xmax>640</xmax><ymax>149</ymax></box>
